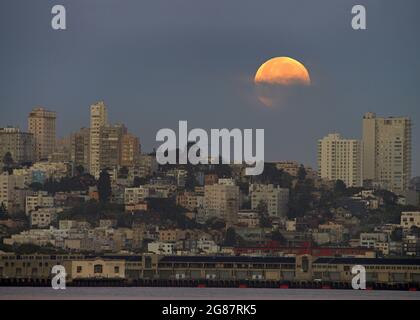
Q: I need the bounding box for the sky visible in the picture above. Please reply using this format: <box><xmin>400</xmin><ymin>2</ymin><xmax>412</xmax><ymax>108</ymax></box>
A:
<box><xmin>1</xmin><ymin>0</ymin><xmax>419</xmax><ymax>175</ymax></box>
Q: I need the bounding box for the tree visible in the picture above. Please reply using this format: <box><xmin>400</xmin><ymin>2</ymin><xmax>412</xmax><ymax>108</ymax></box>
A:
<box><xmin>207</xmin><ymin>218</ymin><xmax>226</xmax><ymax>230</ymax></box>
<box><xmin>3</xmin><ymin>152</ymin><xmax>14</xmax><ymax>166</ymax></box>
<box><xmin>29</xmin><ymin>182</ymin><xmax>44</xmax><ymax>192</ymax></box>
<box><xmin>256</xmin><ymin>201</ymin><xmax>271</xmax><ymax>228</ymax></box>
<box><xmin>334</xmin><ymin>180</ymin><xmax>347</xmax><ymax>195</ymax></box>
<box><xmin>288</xmin><ymin>177</ymin><xmax>314</xmax><ymax>218</ymax></box>
<box><xmin>271</xmin><ymin>230</ymin><xmax>286</xmax><ymax>245</ymax></box>
<box><xmin>410</xmin><ymin>226</ymin><xmax>420</xmax><ymax>238</ymax></box>
<box><xmin>224</xmin><ymin>227</ymin><xmax>237</xmax><ymax>246</ymax></box>
<box><xmin>0</xmin><ymin>203</ymin><xmax>7</xmax><ymax>217</ymax></box>
<box><xmin>375</xmin><ymin>190</ymin><xmax>397</xmax><ymax>206</ymax></box>
<box><xmin>297</xmin><ymin>165</ymin><xmax>307</xmax><ymax>181</ymax></box>
<box><xmin>390</xmin><ymin>227</ymin><xmax>403</xmax><ymax>242</ymax></box>
<box><xmin>184</xmin><ymin>165</ymin><xmax>197</xmax><ymax>191</ymax></box>
<box><xmin>75</xmin><ymin>165</ymin><xmax>85</xmax><ymax>176</ymax></box>
<box><xmin>98</xmin><ymin>170</ymin><xmax>112</xmax><ymax>203</ymax></box>
<box><xmin>254</xmin><ymin>163</ymin><xmax>293</xmax><ymax>188</ymax></box>
<box><xmin>2</xmin><ymin>152</ymin><xmax>14</xmax><ymax>173</ymax></box>
<box><xmin>133</xmin><ymin>176</ymin><xmax>148</xmax><ymax>187</ymax></box>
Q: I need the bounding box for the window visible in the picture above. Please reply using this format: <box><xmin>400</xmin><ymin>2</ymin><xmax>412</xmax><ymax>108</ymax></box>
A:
<box><xmin>94</xmin><ymin>264</ymin><xmax>103</xmax><ymax>274</ymax></box>
<box><xmin>77</xmin><ymin>266</ymin><xmax>83</xmax><ymax>273</ymax></box>
<box><xmin>114</xmin><ymin>266</ymin><xmax>120</xmax><ymax>274</ymax></box>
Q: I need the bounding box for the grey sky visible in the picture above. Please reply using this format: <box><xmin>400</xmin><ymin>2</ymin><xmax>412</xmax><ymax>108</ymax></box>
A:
<box><xmin>1</xmin><ymin>0</ymin><xmax>419</xmax><ymax>175</ymax></box>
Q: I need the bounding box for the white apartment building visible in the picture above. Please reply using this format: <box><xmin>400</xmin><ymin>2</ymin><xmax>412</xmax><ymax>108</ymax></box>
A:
<box><xmin>148</xmin><ymin>242</ymin><xmax>175</xmax><ymax>255</ymax></box>
<box><xmin>400</xmin><ymin>212</ymin><xmax>420</xmax><ymax>230</ymax></box>
<box><xmin>25</xmin><ymin>192</ymin><xmax>54</xmax><ymax>215</ymax></box>
<box><xmin>89</xmin><ymin>102</ymin><xmax>108</xmax><ymax>178</ymax></box>
<box><xmin>31</xmin><ymin>162</ymin><xmax>69</xmax><ymax>180</ymax></box>
<box><xmin>30</xmin><ymin>208</ymin><xmax>58</xmax><ymax>228</ymax></box>
<box><xmin>124</xmin><ymin>187</ymin><xmax>150</xmax><ymax>205</ymax></box>
<box><xmin>317</xmin><ymin>133</ymin><xmax>362</xmax><ymax>187</ymax></box>
<box><xmin>360</xmin><ymin>232</ymin><xmax>388</xmax><ymax>249</ymax></box>
<box><xmin>250</xmin><ymin>184</ymin><xmax>289</xmax><ymax>218</ymax></box>
<box><xmin>28</xmin><ymin>107</ymin><xmax>56</xmax><ymax>161</ymax></box>
<box><xmin>362</xmin><ymin>112</ymin><xmax>412</xmax><ymax>192</ymax></box>
<box><xmin>204</xmin><ymin>179</ymin><xmax>240</xmax><ymax>225</ymax></box>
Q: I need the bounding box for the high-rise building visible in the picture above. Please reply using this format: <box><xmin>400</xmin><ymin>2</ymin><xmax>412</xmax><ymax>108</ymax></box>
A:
<box><xmin>250</xmin><ymin>184</ymin><xmax>289</xmax><ymax>218</ymax></box>
<box><xmin>0</xmin><ymin>172</ymin><xmax>26</xmax><ymax>212</ymax></box>
<box><xmin>0</xmin><ymin>127</ymin><xmax>34</xmax><ymax>164</ymax></box>
<box><xmin>121</xmin><ymin>133</ymin><xmax>141</xmax><ymax>167</ymax></box>
<box><xmin>28</xmin><ymin>107</ymin><xmax>56</xmax><ymax>161</ymax></box>
<box><xmin>89</xmin><ymin>102</ymin><xmax>108</xmax><ymax>177</ymax></box>
<box><xmin>204</xmin><ymin>178</ymin><xmax>240</xmax><ymax>225</ymax></box>
<box><xmin>317</xmin><ymin>133</ymin><xmax>362</xmax><ymax>187</ymax></box>
<box><xmin>362</xmin><ymin>112</ymin><xmax>412</xmax><ymax>192</ymax></box>
<box><xmin>99</xmin><ymin>124</ymin><xmax>127</xmax><ymax>170</ymax></box>
<box><xmin>70</xmin><ymin>128</ymin><xmax>90</xmax><ymax>169</ymax></box>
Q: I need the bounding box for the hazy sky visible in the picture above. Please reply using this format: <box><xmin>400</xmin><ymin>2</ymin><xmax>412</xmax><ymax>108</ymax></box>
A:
<box><xmin>1</xmin><ymin>0</ymin><xmax>419</xmax><ymax>175</ymax></box>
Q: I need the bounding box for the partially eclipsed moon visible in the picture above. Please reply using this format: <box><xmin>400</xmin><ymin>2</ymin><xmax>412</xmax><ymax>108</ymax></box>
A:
<box><xmin>254</xmin><ymin>57</ymin><xmax>311</xmax><ymax>86</ymax></box>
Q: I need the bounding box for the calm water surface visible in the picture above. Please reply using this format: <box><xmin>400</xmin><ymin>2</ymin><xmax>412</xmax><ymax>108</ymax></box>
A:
<box><xmin>1</xmin><ymin>287</ymin><xmax>420</xmax><ymax>300</ymax></box>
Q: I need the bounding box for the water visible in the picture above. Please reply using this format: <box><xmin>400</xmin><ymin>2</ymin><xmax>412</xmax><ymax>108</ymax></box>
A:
<box><xmin>1</xmin><ymin>287</ymin><xmax>420</xmax><ymax>300</ymax></box>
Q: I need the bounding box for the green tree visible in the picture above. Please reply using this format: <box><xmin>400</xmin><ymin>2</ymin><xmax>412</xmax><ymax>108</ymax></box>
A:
<box><xmin>297</xmin><ymin>165</ymin><xmax>307</xmax><ymax>181</ymax></box>
<box><xmin>3</xmin><ymin>152</ymin><xmax>13</xmax><ymax>166</ymax></box>
<box><xmin>184</xmin><ymin>165</ymin><xmax>197</xmax><ymax>191</ymax></box>
<box><xmin>256</xmin><ymin>201</ymin><xmax>271</xmax><ymax>228</ymax></box>
<box><xmin>98</xmin><ymin>170</ymin><xmax>112</xmax><ymax>203</ymax></box>
<box><xmin>224</xmin><ymin>227</ymin><xmax>237</xmax><ymax>246</ymax></box>
<box><xmin>254</xmin><ymin>163</ymin><xmax>292</xmax><ymax>188</ymax></box>
<box><xmin>410</xmin><ymin>226</ymin><xmax>420</xmax><ymax>238</ymax></box>
<box><xmin>2</xmin><ymin>152</ymin><xmax>14</xmax><ymax>173</ymax></box>
<box><xmin>0</xmin><ymin>203</ymin><xmax>7</xmax><ymax>217</ymax></box>
<box><xmin>271</xmin><ymin>230</ymin><xmax>286</xmax><ymax>245</ymax></box>
<box><xmin>75</xmin><ymin>165</ymin><xmax>85</xmax><ymax>176</ymax></box>
<box><xmin>390</xmin><ymin>227</ymin><xmax>403</xmax><ymax>241</ymax></box>
<box><xmin>288</xmin><ymin>178</ymin><xmax>314</xmax><ymax>218</ymax></box>
<box><xmin>133</xmin><ymin>176</ymin><xmax>148</xmax><ymax>187</ymax></box>
<box><xmin>334</xmin><ymin>180</ymin><xmax>347</xmax><ymax>195</ymax></box>
<box><xmin>29</xmin><ymin>182</ymin><xmax>44</xmax><ymax>192</ymax></box>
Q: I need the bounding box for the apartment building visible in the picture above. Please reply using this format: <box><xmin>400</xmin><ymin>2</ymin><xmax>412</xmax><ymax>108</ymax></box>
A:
<box><xmin>204</xmin><ymin>179</ymin><xmax>240</xmax><ymax>225</ymax></box>
<box><xmin>0</xmin><ymin>127</ymin><xmax>34</xmax><ymax>164</ymax></box>
<box><xmin>25</xmin><ymin>192</ymin><xmax>54</xmax><ymax>215</ymax></box>
<box><xmin>0</xmin><ymin>173</ymin><xmax>26</xmax><ymax>212</ymax></box>
<box><xmin>400</xmin><ymin>212</ymin><xmax>420</xmax><ymax>230</ymax></box>
<box><xmin>121</xmin><ymin>133</ymin><xmax>141</xmax><ymax>167</ymax></box>
<box><xmin>250</xmin><ymin>184</ymin><xmax>289</xmax><ymax>218</ymax></box>
<box><xmin>89</xmin><ymin>102</ymin><xmax>108</xmax><ymax>177</ymax></box>
<box><xmin>363</xmin><ymin>112</ymin><xmax>412</xmax><ymax>192</ymax></box>
<box><xmin>318</xmin><ymin>133</ymin><xmax>362</xmax><ymax>187</ymax></box>
<box><xmin>99</xmin><ymin>124</ymin><xmax>127</xmax><ymax>170</ymax></box>
<box><xmin>28</xmin><ymin>107</ymin><xmax>56</xmax><ymax>161</ymax></box>
<box><xmin>70</xmin><ymin>127</ymin><xmax>90</xmax><ymax>169</ymax></box>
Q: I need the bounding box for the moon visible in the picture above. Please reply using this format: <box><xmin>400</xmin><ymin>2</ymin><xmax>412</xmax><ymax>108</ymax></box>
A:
<box><xmin>254</xmin><ymin>57</ymin><xmax>311</xmax><ymax>86</ymax></box>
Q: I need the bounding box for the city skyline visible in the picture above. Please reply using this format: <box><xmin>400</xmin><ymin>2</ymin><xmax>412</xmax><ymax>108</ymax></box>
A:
<box><xmin>2</xmin><ymin>105</ymin><xmax>418</xmax><ymax>184</ymax></box>
<box><xmin>1</xmin><ymin>1</ymin><xmax>420</xmax><ymax>299</ymax></box>
<box><xmin>1</xmin><ymin>0</ymin><xmax>419</xmax><ymax>175</ymax></box>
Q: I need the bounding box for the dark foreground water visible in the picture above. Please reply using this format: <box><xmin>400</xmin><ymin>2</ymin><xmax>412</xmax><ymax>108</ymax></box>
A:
<box><xmin>1</xmin><ymin>287</ymin><xmax>420</xmax><ymax>300</ymax></box>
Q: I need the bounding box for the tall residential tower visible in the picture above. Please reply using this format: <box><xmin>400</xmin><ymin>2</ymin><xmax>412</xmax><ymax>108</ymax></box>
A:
<box><xmin>318</xmin><ymin>133</ymin><xmax>362</xmax><ymax>187</ymax></box>
<box><xmin>89</xmin><ymin>102</ymin><xmax>108</xmax><ymax>177</ymax></box>
<box><xmin>28</xmin><ymin>107</ymin><xmax>56</xmax><ymax>162</ymax></box>
<box><xmin>362</xmin><ymin>112</ymin><xmax>412</xmax><ymax>193</ymax></box>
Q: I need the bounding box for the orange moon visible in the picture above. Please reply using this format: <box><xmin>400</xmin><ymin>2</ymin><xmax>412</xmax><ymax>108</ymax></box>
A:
<box><xmin>254</xmin><ymin>57</ymin><xmax>311</xmax><ymax>86</ymax></box>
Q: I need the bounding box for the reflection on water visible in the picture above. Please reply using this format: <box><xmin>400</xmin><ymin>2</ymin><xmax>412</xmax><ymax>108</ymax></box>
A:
<box><xmin>1</xmin><ymin>287</ymin><xmax>420</xmax><ymax>300</ymax></box>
